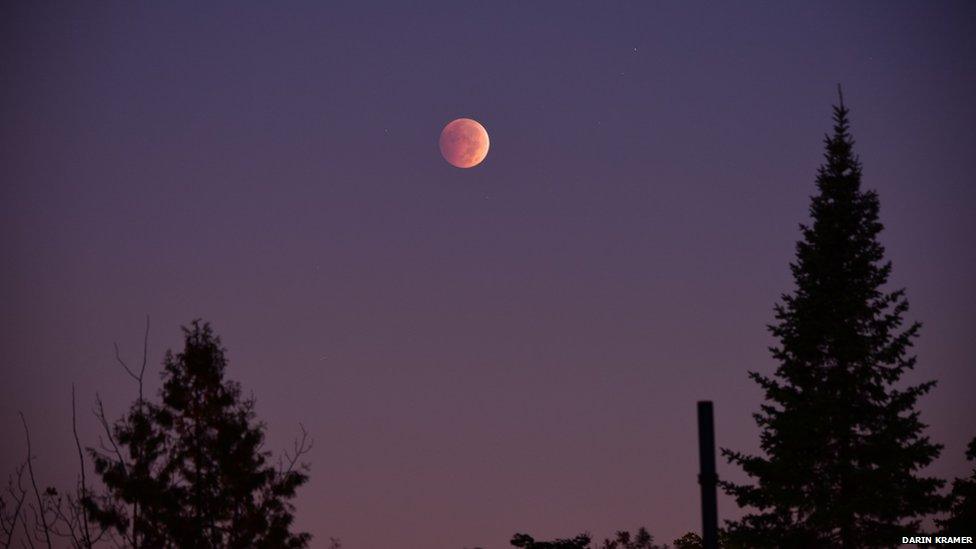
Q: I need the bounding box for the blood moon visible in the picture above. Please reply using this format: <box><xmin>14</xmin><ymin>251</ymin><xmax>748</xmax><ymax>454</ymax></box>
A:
<box><xmin>439</xmin><ymin>118</ymin><xmax>490</xmax><ymax>168</ymax></box>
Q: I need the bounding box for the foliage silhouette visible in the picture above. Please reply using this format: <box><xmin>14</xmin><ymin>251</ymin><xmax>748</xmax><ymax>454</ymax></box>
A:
<box><xmin>510</xmin><ymin>527</ymin><xmax>664</xmax><ymax>549</ymax></box>
<box><xmin>670</xmin><ymin>532</ymin><xmax>702</xmax><ymax>549</ymax></box>
<box><xmin>84</xmin><ymin>320</ymin><xmax>312</xmax><ymax>548</ymax></box>
<box><xmin>937</xmin><ymin>437</ymin><xmax>976</xmax><ymax>535</ymax></box>
<box><xmin>668</xmin><ymin>530</ymin><xmax>740</xmax><ymax>549</ymax></box>
<box><xmin>599</xmin><ymin>528</ymin><xmax>665</xmax><ymax>549</ymax></box>
<box><xmin>511</xmin><ymin>532</ymin><xmax>592</xmax><ymax>548</ymax></box>
<box><xmin>721</xmin><ymin>90</ymin><xmax>945</xmax><ymax>546</ymax></box>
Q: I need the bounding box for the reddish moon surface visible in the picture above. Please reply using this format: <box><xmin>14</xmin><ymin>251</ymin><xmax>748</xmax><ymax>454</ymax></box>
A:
<box><xmin>439</xmin><ymin>118</ymin><xmax>490</xmax><ymax>168</ymax></box>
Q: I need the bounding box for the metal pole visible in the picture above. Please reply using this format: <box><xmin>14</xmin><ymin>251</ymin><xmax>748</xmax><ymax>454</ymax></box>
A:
<box><xmin>698</xmin><ymin>401</ymin><xmax>718</xmax><ymax>549</ymax></box>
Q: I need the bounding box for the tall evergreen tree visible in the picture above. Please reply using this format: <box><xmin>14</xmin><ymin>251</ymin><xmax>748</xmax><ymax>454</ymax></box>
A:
<box><xmin>721</xmin><ymin>91</ymin><xmax>944</xmax><ymax>547</ymax></box>
<box><xmin>86</xmin><ymin>320</ymin><xmax>311</xmax><ymax>548</ymax></box>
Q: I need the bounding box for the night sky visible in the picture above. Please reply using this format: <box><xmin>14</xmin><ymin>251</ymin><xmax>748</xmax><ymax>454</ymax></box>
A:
<box><xmin>2</xmin><ymin>2</ymin><xmax>975</xmax><ymax>547</ymax></box>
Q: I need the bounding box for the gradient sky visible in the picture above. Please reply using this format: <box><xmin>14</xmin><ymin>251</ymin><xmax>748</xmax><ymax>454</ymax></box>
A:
<box><xmin>2</xmin><ymin>2</ymin><xmax>975</xmax><ymax>547</ymax></box>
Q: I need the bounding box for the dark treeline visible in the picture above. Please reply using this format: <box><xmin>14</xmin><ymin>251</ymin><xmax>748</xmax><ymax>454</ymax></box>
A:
<box><xmin>505</xmin><ymin>529</ymin><xmax>721</xmax><ymax>549</ymax></box>
<box><xmin>507</xmin><ymin>528</ymin><xmax>713</xmax><ymax>548</ymax></box>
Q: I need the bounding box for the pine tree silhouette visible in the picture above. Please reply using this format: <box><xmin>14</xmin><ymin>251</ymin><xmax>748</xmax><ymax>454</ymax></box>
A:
<box><xmin>721</xmin><ymin>90</ymin><xmax>945</xmax><ymax>547</ymax></box>
<box><xmin>85</xmin><ymin>320</ymin><xmax>311</xmax><ymax>548</ymax></box>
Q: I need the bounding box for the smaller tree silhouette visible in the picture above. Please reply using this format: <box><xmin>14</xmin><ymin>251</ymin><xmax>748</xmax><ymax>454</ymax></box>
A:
<box><xmin>85</xmin><ymin>320</ymin><xmax>312</xmax><ymax>548</ymax></box>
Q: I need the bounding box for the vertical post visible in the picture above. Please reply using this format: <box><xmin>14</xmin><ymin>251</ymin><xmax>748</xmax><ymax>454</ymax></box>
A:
<box><xmin>698</xmin><ymin>401</ymin><xmax>718</xmax><ymax>549</ymax></box>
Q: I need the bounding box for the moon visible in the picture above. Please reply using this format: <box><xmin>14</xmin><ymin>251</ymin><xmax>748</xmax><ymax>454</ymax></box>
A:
<box><xmin>439</xmin><ymin>118</ymin><xmax>490</xmax><ymax>168</ymax></box>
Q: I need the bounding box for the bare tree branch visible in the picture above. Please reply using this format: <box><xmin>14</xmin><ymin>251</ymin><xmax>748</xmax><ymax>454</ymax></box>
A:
<box><xmin>281</xmin><ymin>423</ymin><xmax>313</xmax><ymax>476</ymax></box>
<box><xmin>112</xmin><ymin>342</ymin><xmax>140</xmax><ymax>385</ymax></box>
<box><xmin>1</xmin><ymin>463</ymin><xmax>28</xmax><ymax>549</ymax></box>
<box><xmin>113</xmin><ymin>316</ymin><xmax>150</xmax><ymax>402</ymax></box>
<box><xmin>17</xmin><ymin>414</ymin><xmax>51</xmax><ymax>549</ymax></box>
<box><xmin>91</xmin><ymin>397</ymin><xmax>126</xmax><ymax>478</ymax></box>
<box><xmin>93</xmin><ymin>317</ymin><xmax>150</xmax><ymax>549</ymax></box>
<box><xmin>72</xmin><ymin>386</ymin><xmax>93</xmax><ymax>548</ymax></box>
<box><xmin>139</xmin><ymin>316</ymin><xmax>149</xmax><ymax>394</ymax></box>
<box><xmin>41</xmin><ymin>491</ymin><xmax>80</xmax><ymax>548</ymax></box>
<box><xmin>20</xmin><ymin>502</ymin><xmax>35</xmax><ymax>549</ymax></box>
<box><xmin>91</xmin><ymin>396</ymin><xmax>134</xmax><ymax>548</ymax></box>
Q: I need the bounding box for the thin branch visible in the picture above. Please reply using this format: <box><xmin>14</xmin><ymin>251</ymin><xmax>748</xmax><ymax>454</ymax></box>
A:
<box><xmin>112</xmin><ymin>343</ymin><xmax>140</xmax><ymax>384</ymax></box>
<box><xmin>14</xmin><ymin>469</ymin><xmax>32</xmax><ymax>549</ymax></box>
<box><xmin>1</xmin><ymin>463</ymin><xmax>28</xmax><ymax>549</ymax></box>
<box><xmin>92</xmin><ymin>391</ymin><xmax>139</xmax><ymax>548</ymax></box>
<box><xmin>93</xmin><ymin>393</ymin><xmax>138</xmax><ymax>548</ymax></box>
<box><xmin>281</xmin><ymin>423</ymin><xmax>313</xmax><ymax>476</ymax></box>
<box><xmin>72</xmin><ymin>386</ymin><xmax>93</xmax><ymax>548</ymax></box>
<box><xmin>17</xmin><ymin>414</ymin><xmax>50</xmax><ymax>549</ymax></box>
<box><xmin>112</xmin><ymin>315</ymin><xmax>150</xmax><ymax>402</ymax></box>
<box><xmin>140</xmin><ymin>316</ymin><xmax>149</xmax><ymax>390</ymax></box>
<box><xmin>19</xmin><ymin>505</ymin><xmax>34</xmax><ymax>549</ymax></box>
<box><xmin>92</xmin><ymin>396</ymin><xmax>126</xmax><ymax>477</ymax></box>
<box><xmin>42</xmin><ymin>493</ymin><xmax>79</xmax><ymax>548</ymax></box>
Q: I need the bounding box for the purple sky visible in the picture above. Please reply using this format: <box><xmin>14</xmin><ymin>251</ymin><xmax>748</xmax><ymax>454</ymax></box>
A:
<box><xmin>2</xmin><ymin>2</ymin><xmax>975</xmax><ymax>547</ymax></box>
